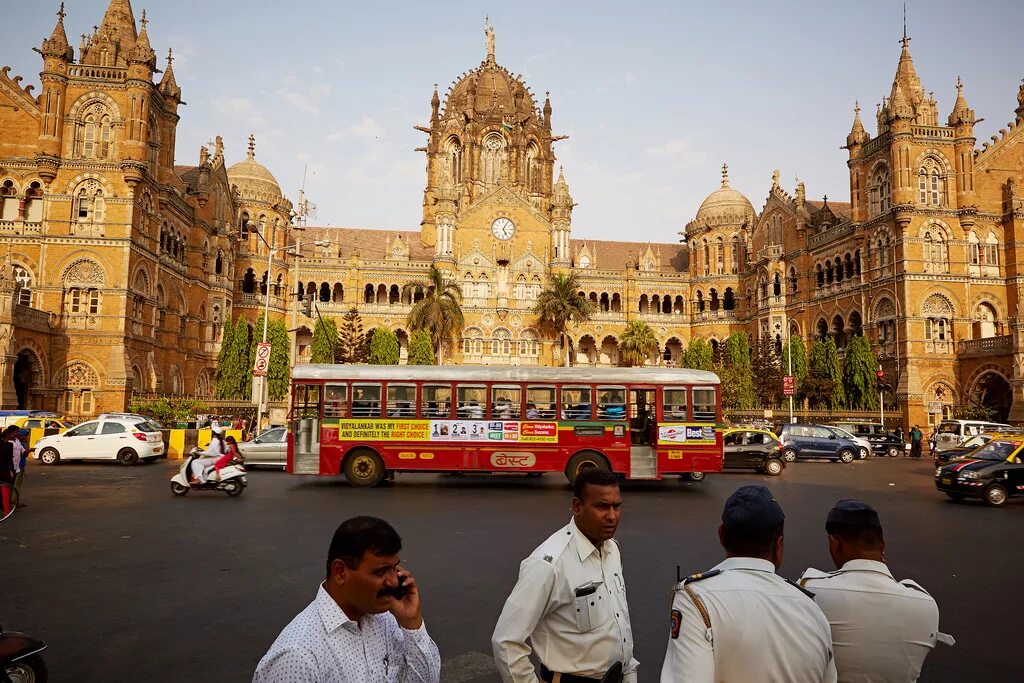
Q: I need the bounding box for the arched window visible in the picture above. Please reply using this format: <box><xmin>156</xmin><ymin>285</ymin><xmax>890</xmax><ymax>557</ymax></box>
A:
<box><xmin>83</xmin><ymin>114</ymin><xmax>96</xmax><ymax>158</ymax></box>
<box><xmin>99</xmin><ymin>115</ymin><xmax>112</xmax><ymax>159</ymax></box>
<box><xmin>868</xmin><ymin>167</ymin><xmax>891</xmax><ymax>216</ymax></box>
<box><xmin>446</xmin><ymin>137</ymin><xmax>463</xmax><ymax>185</ymax></box>
<box><xmin>215</xmin><ymin>250</ymin><xmax>224</xmax><ymax>275</ymax></box>
<box><xmin>75</xmin><ymin>180</ymin><xmax>106</xmax><ymax>224</ymax></box>
<box><xmin>242</xmin><ymin>269</ymin><xmax>256</xmax><ymax>294</ymax></box>
<box><xmin>0</xmin><ymin>180</ymin><xmax>16</xmax><ymax>221</ymax></box>
<box><xmin>525</xmin><ymin>142</ymin><xmax>539</xmax><ymax>192</ymax></box>
<box><xmin>772</xmin><ymin>273</ymin><xmax>781</xmax><ymax>297</ymax></box>
<box><xmin>918</xmin><ymin>158</ymin><xmax>945</xmax><ymax>207</ymax></box>
<box><xmin>974</xmin><ymin>302</ymin><xmax>998</xmax><ymax>339</ymax></box>
<box><xmin>723</xmin><ymin>288</ymin><xmax>735</xmax><ymax>311</ymax></box>
<box><xmin>731</xmin><ymin>235</ymin><xmax>739</xmax><ymax>274</ymax></box>
<box><xmin>716</xmin><ymin>236</ymin><xmax>724</xmax><ymax>274</ymax></box>
<box><xmin>12</xmin><ymin>264</ymin><xmax>32</xmax><ymax>306</ymax></box>
<box><xmin>983</xmin><ymin>232</ymin><xmax>999</xmax><ymax>269</ymax></box>
<box><xmin>816</xmin><ymin>264</ymin><xmax>824</xmax><ymax>287</ymax></box>
<box><xmin>481</xmin><ymin>133</ymin><xmax>505</xmax><ymax>186</ymax></box>
<box><xmin>702</xmin><ymin>239</ymin><xmax>710</xmax><ymax>276</ymax></box>
<box><xmin>923</xmin><ymin>294</ymin><xmax>954</xmax><ymax>353</ymax></box>
<box><xmin>789</xmin><ymin>267</ymin><xmax>798</xmax><ymax>293</ymax></box>
<box><xmin>239</xmin><ymin>211</ymin><xmax>250</xmax><ymax>239</ymax></box>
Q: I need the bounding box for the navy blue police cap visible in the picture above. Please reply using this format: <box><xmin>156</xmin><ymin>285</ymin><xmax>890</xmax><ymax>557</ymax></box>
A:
<box><xmin>826</xmin><ymin>499</ymin><xmax>881</xmax><ymax>530</ymax></box>
<box><xmin>721</xmin><ymin>485</ymin><xmax>785</xmax><ymax>532</ymax></box>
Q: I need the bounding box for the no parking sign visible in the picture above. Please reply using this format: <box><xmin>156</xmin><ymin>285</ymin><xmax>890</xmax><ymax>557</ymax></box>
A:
<box><xmin>252</xmin><ymin>342</ymin><xmax>272</xmax><ymax>376</ymax></box>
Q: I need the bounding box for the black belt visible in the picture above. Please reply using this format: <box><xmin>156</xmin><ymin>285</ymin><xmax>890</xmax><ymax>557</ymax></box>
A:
<box><xmin>540</xmin><ymin>665</ymin><xmax>602</xmax><ymax>683</ymax></box>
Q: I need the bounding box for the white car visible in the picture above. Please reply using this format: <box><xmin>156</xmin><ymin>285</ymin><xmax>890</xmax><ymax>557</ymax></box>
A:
<box><xmin>34</xmin><ymin>415</ymin><xmax>165</xmax><ymax>465</ymax></box>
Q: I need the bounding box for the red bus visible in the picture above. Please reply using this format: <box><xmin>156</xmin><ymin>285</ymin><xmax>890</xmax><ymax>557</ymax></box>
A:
<box><xmin>287</xmin><ymin>365</ymin><xmax>723</xmax><ymax>487</ymax></box>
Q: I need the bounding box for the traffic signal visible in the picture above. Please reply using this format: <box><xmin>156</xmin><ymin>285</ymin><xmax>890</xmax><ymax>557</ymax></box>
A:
<box><xmin>876</xmin><ymin>369</ymin><xmax>892</xmax><ymax>394</ymax></box>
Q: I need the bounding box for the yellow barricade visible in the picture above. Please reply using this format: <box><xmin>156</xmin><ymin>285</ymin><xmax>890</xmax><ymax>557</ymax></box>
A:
<box><xmin>166</xmin><ymin>428</ymin><xmax>244</xmax><ymax>460</ymax></box>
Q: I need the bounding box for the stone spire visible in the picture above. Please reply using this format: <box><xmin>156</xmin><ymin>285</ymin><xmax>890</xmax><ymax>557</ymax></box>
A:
<box><xmin>892</xmin><ymin>31</ymin><xmax>924</xmax><ymax>108</ymax></box>
<box><xmin>888</xmin><ymin>81</ymin><xmax>913</xmax><ymax>120</ymax></box>
<box><xmin>40</xmin><ymin>2</ymin><xmax>74</xmax><ymax>61</ymax></box>
<box><xmin>128</xmin><ymin>9</ymin><xmax>156</xmax><ymax>69</ymax></box>
<box><xmin>553</xmin><ymin>166</ymin><xmax>571</xmax><ymax>204</ymax></box>
<box><xmin>247</xmin><ymin>134</ymin><xmax>256</xmax><ymax>160</ymax></box>
<box><xmin>543</xmin><ymin>91</ymin><xmax>552</xmax><ymax>129</ymax></box>
<box><xmin>846</xmin><ymin>101</ymin><xmax>869</xmax><ymax>147</ymax></box>
<box><xmin>158</xmin><ymin>48</ymin><xmax>181</xmax><ymax>102</ymax></box>
<box><xmin>948</xmin><ymin>76</ymin><xmax>975</xmax><ymax>126</ymax></box>
<box><xmin>95</xmin><ymin>0</ymin><xmax>138</xmax><ymax>64</ymax></box>
<box><xmin>430</xmin><ymin>83</ymin><xmax>440</xmax><ymax>123</ymax></box>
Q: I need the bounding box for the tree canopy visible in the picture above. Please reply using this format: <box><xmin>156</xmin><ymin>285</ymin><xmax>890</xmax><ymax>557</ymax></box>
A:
<box><xmin>619</xmin><ymin>320</ymin><xmax>659</xmax><ymax>367</ymax></box>
<box><xmin>533</xmin><ymin>272</ymin><xmax>594</xmax><ymax>366</ymax></box>
<box><xmin>842</xmin><ymin>335</ymin><xmax>880</xmax><ymax>410</ymax></box>
<box><xmin>681</xmin><ymin>337</ymin><xmax>714</xmax><ymax>371</ymax></box>
<box><xmin>338</xmin><ymin>308</ymin><xmax>368</xmax><ymax>364</ymax></box>
<box><xmin>405</xmin><ymin>266</ymin><xmax>464</xmax><ymax>364</ymax></box>
<box><xmin>408</xmin><ymin>329</ymin><xmax>435</xmax><ymax>365</ymax></box>
<box><xmin>310</xmin><ymin>316</ymin><xmax>339</xmax><ymax>364</ymax></box>
<box><xmin>368</xmin><ymin>327</ymin><xmax>401</xmax><ymax>365</ymax></box>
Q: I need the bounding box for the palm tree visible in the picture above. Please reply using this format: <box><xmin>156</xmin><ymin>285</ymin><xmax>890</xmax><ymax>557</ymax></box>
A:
<box><xmin>533</xmin><ymin>272</ymin><xmax>594</xmax><ymax>366</ymax></box>
<box><xmin>404</xmin><ymin>266</ymin><xmax>464</xmax><ymax>365</ymax></box>
<box><xmin>619</xmin><ymin>320</ymin><xmax>660</xmax><ymax>367</ymax></box>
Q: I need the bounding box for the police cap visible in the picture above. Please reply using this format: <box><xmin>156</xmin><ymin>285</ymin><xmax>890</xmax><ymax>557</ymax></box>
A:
<box><xmin>826</xmin><ymin>499</ymin><xmax>882</xmax><ymax>531</ymax></box>
<box><xmin>721</xmin><ymin>485</ymin><xmax>785</xmax><ymax>532</ymax></box>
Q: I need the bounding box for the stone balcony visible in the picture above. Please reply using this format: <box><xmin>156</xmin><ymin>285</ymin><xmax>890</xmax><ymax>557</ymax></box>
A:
<box><xmin>958</xmin><ymin>335</ymin><xmax>1013</xmax><ymax>358</ymax></box>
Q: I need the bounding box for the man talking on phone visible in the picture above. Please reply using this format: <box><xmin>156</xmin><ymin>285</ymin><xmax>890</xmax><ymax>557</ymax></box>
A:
<box><xmin>254</xmin><ymin>516</ymin><xmax>441</xmax><ymax>682</ymax></box>
<box><xmin>493</xmin><ymin>468</ymin><xmax>638</xmax><ymax>683</ymax></box>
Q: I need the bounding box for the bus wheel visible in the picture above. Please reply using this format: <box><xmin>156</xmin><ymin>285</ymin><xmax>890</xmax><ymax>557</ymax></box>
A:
<box><xmin>344</xmin><ymin>449</ymin><xmax>386</xmax><ymax>488</ymax></box>
<box><xmin>565</xmin><ymin>451</ymin><xmax>610</xmax><ymax>485</ymax></box>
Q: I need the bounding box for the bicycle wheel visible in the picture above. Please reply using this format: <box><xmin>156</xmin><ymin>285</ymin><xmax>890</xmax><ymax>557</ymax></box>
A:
<box><xmin>0</xmin><ymin>482</ymin><xmax>17</xmax><ymax>521</ymax></box>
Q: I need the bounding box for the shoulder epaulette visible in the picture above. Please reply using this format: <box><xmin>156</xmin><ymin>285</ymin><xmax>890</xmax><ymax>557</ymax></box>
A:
<box><xmin>900</xmin><ymin>579</ymin><xmax>931</xmax><ymax>595</ymax></box>
<box><xmin>683</xmin><ymin>569</ymin><xmax>721</xmax><ymax>585</ymax></box>
<box><xmin>786</xmin><ymin>578</ymin><xmax>816</xmax><ymax>599</ymax></box>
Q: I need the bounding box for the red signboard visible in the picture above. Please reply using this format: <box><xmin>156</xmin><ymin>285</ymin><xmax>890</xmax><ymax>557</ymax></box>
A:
<box><xmin>782</xmin><ymin>375</ymin><xmax>795</xmax><ymax>396</ymax></box>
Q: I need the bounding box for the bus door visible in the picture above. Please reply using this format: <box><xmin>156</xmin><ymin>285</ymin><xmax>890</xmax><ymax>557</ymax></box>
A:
<box><xmin>290</xmin><ymin>383</ymin><xmax>322</xmax><ymax>474</ymax></box>
<box><xmin>628</xmin><ymin>387</ymin><xmax>658</xmax><ymax>478</ymax></box>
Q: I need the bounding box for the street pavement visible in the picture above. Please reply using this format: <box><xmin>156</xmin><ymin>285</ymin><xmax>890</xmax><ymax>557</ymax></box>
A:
<box><xmin>2</xmin><ymin>456</ymin><xmax>1022</xmax><ymax>682</ymax></box>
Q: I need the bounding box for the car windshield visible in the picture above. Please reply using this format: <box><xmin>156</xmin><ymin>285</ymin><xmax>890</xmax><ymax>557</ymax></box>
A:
<box><xmin>938</xmin><ymin>421</ymin><xmax>960</xmax><ymax>435</ymax></box>
<box><xmin>969</xmin><ymin>440</ymin><xmax>1021</xmax><ymax>461</ymax></box>
<box><xmin>133</xmin><ymin>420</ymin><xmax>162</xmax><ymax>433</ymax></box>
<box><xmin>832</xmin><ymin>427</ymin><xmax>856</xmax><ymax>440</ymax></box>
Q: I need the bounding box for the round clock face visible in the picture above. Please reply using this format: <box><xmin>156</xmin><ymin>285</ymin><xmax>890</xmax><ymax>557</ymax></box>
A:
<box><xmin>491</xmin><ymin>217</ymin><xmax>515</xmax><ymax>241</ymax></box>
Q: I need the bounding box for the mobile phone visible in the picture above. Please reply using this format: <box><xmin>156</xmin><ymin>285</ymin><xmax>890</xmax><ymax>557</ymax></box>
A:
<box><xmin>384</xmin><ymin>574</ymin><xmax>408</xmax><ymax>600</ymax></box>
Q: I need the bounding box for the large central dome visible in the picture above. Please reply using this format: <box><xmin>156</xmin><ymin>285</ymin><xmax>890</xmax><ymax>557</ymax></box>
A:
<box><xmin>440</xmin><ymin>26</ymin><xmax>540</xmax><ymax>122</ymax></box>
<box><xmin>227</xmin><ymin>135</ymin><xmax>283</xmax><ymax>203</ymax></box>
<box><xmin>694</xmin><ymin>163</ymin><xmax>755</xmax><ymax>228</ymax></box>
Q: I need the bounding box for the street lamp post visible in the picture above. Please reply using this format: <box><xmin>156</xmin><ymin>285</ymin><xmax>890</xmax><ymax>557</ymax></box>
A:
<box><xmin>289</xmin><ymin>238</ymin><xmax>333</xmax><ymax>367</ymax></box>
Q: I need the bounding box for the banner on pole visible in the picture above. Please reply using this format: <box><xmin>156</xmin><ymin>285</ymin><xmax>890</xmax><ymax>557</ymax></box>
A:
<box><xmin>253</xmin><ymin>342</ymin><xmax>272</xmax><ymax>376</ymax></box>
<box><xmin>782</xmin><ymin>375</ymin><xmax>795</xmax><ymax>396</ymax></box>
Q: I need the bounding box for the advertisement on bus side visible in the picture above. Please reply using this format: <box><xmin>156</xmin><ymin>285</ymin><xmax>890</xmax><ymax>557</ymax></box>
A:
<box><xmin>657</xmin><ymin>424</ymin><xmax>717</xmax><ymax>445</ymax></box>
<box><xmin>333</xmin><ymin>420</ymin><xmax>559</xmax><ymax>444</ymax></box>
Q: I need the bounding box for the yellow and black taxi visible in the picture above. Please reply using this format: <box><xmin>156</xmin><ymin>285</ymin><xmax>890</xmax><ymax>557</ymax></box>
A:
<box><xmin>722</xmin><ymin>428</ymin><xmax>786</xmax><ymax>476</ymax></box>
<box><xmin>935</xmin><ymin>438</ymin><xmax>1024</xmax><ymax>507</ymax></box>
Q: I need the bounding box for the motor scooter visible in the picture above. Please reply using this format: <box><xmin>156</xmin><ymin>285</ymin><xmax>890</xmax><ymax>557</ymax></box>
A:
<box><xmin>0</xmin><ymin>624</ymin><xmax>47</xmax><ymax>682</ymax></box>
<box><xmin>170</xmin><ymin>449</ymin><xmax>247</xmax><ymax>497</ymax></box>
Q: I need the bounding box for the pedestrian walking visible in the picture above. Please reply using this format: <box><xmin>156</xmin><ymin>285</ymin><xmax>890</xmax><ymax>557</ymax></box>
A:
<box><xmin>799</xmin><ymin>500</ymin><xmax>954</xmax><ymax>681</ymax></box>
<box><xmin>254</xmin><ymin>516</ymin><xmax>441</xmax><ymax>682</ymax></box>
<box><xmin>928</xmin><ymin>429</ymin><xmax>937</xmax><ymax>457</ymax></box>
<box><xmin>909</xmin><ymin>425</ymin><xmax>923</xmax><ymax>458</ymax></box>
<box><xmin>493</xmin><ymin>468</ymin><xmax>638</xmax><ymax>682</ymax></box>
<box><xmin>661</xmin><ymin>485</ymin><xmax>836</xmax><ymax>683</ymax></box>
<box><xmin>0</xmin><ymin>431</ymin><xmax>15</xmax><ymax>517</ymax></box>
<box><xmin>12</xmin><ymin>428</ymin><xmax>28</xmax><ymax>505</ymax></box>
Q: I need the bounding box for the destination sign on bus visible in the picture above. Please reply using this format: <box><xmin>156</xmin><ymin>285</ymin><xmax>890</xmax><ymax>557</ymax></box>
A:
<box><xmin>332</xmin><ymin>419</ymin><xmax>558</xmax><ymax>444</ymax></box>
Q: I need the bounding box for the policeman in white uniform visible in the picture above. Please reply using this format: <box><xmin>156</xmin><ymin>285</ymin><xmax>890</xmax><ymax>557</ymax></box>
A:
<box><xmin>661</xmin><ymin>485</ymin><xmax>837</xmax><ymax>683</ymax></box>
<box><xmin>492</xmin><ymin>468</ymin><xmax>638</xmax><ymax>683</ymax></box>
<box><xmin>799</xmin><ymin>500</ymin><xmax>954</xmax><ymax>682</ymax></box>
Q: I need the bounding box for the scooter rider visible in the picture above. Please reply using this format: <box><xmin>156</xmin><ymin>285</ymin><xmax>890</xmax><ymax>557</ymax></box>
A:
<box><xmin>191</xmin><ymin>424</ymin><xmax>227</xmax><ymax>484</ymax></box>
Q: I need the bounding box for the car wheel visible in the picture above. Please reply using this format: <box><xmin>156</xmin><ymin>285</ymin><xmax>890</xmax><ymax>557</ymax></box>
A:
<box><xmin>117</xmin><ymin>448</ymin><xmax>139</xmax><ymax>466</ymax></box>
<box><xmin>686</xmin><ymin>471</ymin><xmax>706</xmax><ymax>482</ymax></box>
<box><xmin>39</xmin><ymin>448</ymin><xmax>60</xmax><ymax>466</ymax></box>
<box><xmin>782</xmin><ymin>448</ymin><xmax>798</xmax><ymax>462</ymax></box>
<box><xmin>838</xmin><ymin>449</ymin><xmax>855</xmax><ymax>464</ymax></box>
<box><xmin>764</xmin><ymin>459</ymin><xmax>784</xmax><ymax>476</ymax></box>
<box><xmin>945</xmin><ymin>492</ymin><xmax>964</xmax><ymax>502</ymax></box>
<box><xmin>343</xmin><ymin>448</ymin><xmax>386</xmax><ymax>488</ymax></box>
<box><xmin>222</xmin><ymin>480</ymin><xmax>244</xmax><ymax>497</ymax></box>
<box><xmin>3</xmin><ymin>654</ymin><xmax>47</xmax><ymax>683</ymax></box>
<box><xmin>984</xmin><ymin>483</ymin><xmax>1008</xmax><ymax>507</ymax></box>
<box><xmin>170</xmin><ymin>481</ymin><xmax>189</xmax><ymax>496</ymax></box>
<box><xmin>565</xmin><ymin>451</ymin><xmax>610</xmax><ymax>485</ymax></box>
<box><xmin>886</xmin><ymin>446</ymin><xmax>900</xmax><ymax>457</ymax></box>
<box><xmin>858</xmin><ymin>447</ymin><xmax>869</xmax><ymax>459</ymax></box>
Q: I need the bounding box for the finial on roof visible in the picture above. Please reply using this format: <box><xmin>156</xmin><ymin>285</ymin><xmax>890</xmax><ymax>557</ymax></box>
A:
<box><xmin>140</xmin><ymin>8</ymin><xmax>148</xmax><ymax>31</ymax></box>
<box><xmin>57</xmin><ymin>2</ymin><xmax>66</xmax><ymax>21</ymax></box>
<box><xmin>247</xmin><ymin>134</ymin><xmax>256</xmax><ymax>159</ymax></box>
<box><xmin>484</xmin><ymin>16</ymin><xmax>495</xmax><ymax>62</ymax></box>
<box><xmin>721</xmin><ymin>163</ymin><xmax>730</xmax><ymax>189</ymax></box>
<box><xmin>901</xmin><ymin>1</ymin><xmax>909</xmax><ymax>48</ymax></box>
<box><xmin>167</xmin><ymin>46</ymin><xmax>173</xmax><ymax>65</ymax></box>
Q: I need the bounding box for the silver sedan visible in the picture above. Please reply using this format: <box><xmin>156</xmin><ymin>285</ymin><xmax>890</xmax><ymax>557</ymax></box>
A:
<box><xmin>237</xmin><ymin>427</ymin><xmax>287</xmax><ymax>468</ymax></box>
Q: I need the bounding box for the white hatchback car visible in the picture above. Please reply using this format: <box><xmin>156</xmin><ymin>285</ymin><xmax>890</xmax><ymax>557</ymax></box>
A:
<box><xmin>34</xmin><ymin>415</ymin><xmax>165</xmax><ymax>465</ymax></box>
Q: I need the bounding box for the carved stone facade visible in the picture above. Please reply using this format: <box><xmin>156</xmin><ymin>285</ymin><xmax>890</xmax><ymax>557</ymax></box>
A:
<box><xmin>0</xmin><ymin>2</ymin><xmax>1021</xmax><ymax>426</ymax></box>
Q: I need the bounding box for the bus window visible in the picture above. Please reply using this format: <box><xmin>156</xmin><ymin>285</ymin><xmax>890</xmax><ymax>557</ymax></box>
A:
<box><xmin>662</xmin><ymin>387</ymin><xmax>689</xmax><ymax>421</ymax></box>
<box><xmin>324</xmin><ymin>384</ymin><xmax>348</xmax><ymax>418</ymax></box>
<box><xmin>596</xmin><ymin>386</ymin><xmax>627</xmax><ymax>420</ymax></box>
<box><xmin>422</xmin><ymin>385</ymin><xmax>452</xmax><ymax>418</ymax></box>
<box><xmin>352</xmin><ymin>384</ymin><xmax>382</xmax><ymax>418</ymax></box>
<box><xmin>561</xmin><ymin>386</ymin><xmax>592</xmax><ymax>421</ymax></box>
<box><xmin>526</xmin><ymin>386</ymin><xmax>556</xmax><ymax>419</ymax></box>
<box><xmin>294</xmin><ymin>384</ymin><xmax>321</xmax><ymax>419</ymax></box>
<box><xmin>456</xmin><ymin>385</ymin><xmax>487</xmax><ymax>419</ymax></box>
<box><xmin>492</xmin><ymin>386</ymin><xmax>522</xmax><ymax>420</ymax></box>
<box><xmin>692</xmin><ymin>387</ymin><xmax>717</xmax><ymax>422</ymax></box>
<box><xmin>387</xmin><ymin>384</ymin><xmax>417</xmax><ymax>418</ymax></box>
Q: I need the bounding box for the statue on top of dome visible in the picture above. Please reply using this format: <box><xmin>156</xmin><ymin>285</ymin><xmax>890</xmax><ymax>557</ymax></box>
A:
<box><xmin>484</xmin><ymin>17</ymin><xmax>495</xmax><ymax>62</ymax></box>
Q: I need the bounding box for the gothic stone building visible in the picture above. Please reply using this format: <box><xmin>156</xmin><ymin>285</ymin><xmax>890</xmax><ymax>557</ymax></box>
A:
<box><xmin>0</xmin><ymin>2</ymin><xmax>1020</xmax><ymax>427</ymax></box>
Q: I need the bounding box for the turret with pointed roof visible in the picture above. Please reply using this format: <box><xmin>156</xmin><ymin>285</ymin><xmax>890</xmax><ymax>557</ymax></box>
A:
<box><xmin>159</xmin><ymin>48</ymin><xmax>182</xmax><ymax>102</ymax></box>
<box><xmin>127</xmin><ymin>9</ymin><xmax>157</xmax><ymax>71</ymax></box>
<box><xmin>80</xmin><ymin>0</ymin><xmax>138</xmax><ymax>67</ymax></box>
<box><xmin>846</xmin><ymin>102</ymin><xmax>869</xmax><ymax>149</ymax></box>
<box><xmin>948</xmin><ymin>76</ymin><xmax>975</xmax><ymax>126</ymax></box>
<box><xmin>40</xmin><ymin>2</ymin><xmax>74</xmax><ymax>62</ymax></box>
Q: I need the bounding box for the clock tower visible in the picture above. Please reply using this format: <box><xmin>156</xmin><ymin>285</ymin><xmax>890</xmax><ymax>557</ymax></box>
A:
<box><xmin>415</xmin><ymin>23</ymin><xmax>569</xmax><ymax>272</ymax></box>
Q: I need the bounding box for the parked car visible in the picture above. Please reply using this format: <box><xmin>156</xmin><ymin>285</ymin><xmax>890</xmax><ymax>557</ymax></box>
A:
<box><xmin>933</xmin><ymin>431</ymin><xmax>1024</xmax><ymax>466</ymax></box>
<box><xmin>237</xmin><ymin>427</ymin><xmax>287</xmax><ymax>468</ymax></box>
<box><xmin>722</xmin><ymin>428</ymin><xmax>786</xmax><ymax>475</ymax></box>
<box><xmin>828</xmin><ymin>426</ymin><xmax>872</xmax><ymax>459</ymax></box>
<box><xmin>933</xmin><ymin>419</ymin><xmax>1012</xmax><ymax>453</ymax></box>
<box><xmin>777</xmin><ymin>423</ymin><xmax>860</xmax><ymax>463</ymax></box>
<box><xmin>832</xmin><ymin>421</ymin><xmax>904</xmax><ymax>457</ymax></box>
<box><xmin>935</xmin><ymin>438</ymin><xmax>1024</xmax><ymax>506</ymax></box>
<box><xmin>33</xmin><ymin>415</ymin><xmax>165</xmax><ymax>465</ymax></box>
<box><xmin>12</xmin><ymin>416</ymin><xmax>74</xmax><ymax>431</ymax></box>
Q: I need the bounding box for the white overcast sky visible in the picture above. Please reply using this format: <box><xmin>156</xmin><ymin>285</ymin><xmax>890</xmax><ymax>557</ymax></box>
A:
<box><xmin>5</xmin><ymin>0</ymin><xmax>1024</xmax><ymax>241</ymax></box>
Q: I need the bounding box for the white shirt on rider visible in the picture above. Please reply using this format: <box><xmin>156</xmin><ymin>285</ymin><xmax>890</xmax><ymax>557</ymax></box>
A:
<box><xmin>254</xmin><ymin>584</ymin><xmax>441</xmax><ymax>683</ymax></box>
